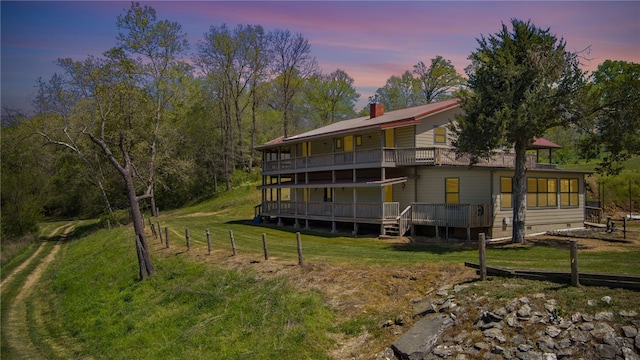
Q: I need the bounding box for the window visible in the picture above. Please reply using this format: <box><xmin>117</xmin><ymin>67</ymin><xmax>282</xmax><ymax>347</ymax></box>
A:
<box><xmin>500</xmin><ymin>177</ymin><xmax>513</xmax><ymax>209</ymax></box>
<box><xmin>355</xmin><ymin>135</ymin><xmax>362</xmax><ymax>146</ymax></box>
<box><xmin>560</xmin><ymin>178</ymin><xmax>579</xmax><ymax>207</ymax></box>
<box><xmin>527</xmin><ymin>177</ymin><xmax>557</xmax><ymax>208</ymax></box>
<box><xmin>434</xmin><ymin>127</ymin><xmax>447</xmax><ymax>144</ymax></box>
<box><xmin>335</xmin><ymin>138</ymin><xmax>342</xmax><ymax>150</ymax></box>
<box><xmin>445</xmin><ymin>178</ymin><xmax>459</xmax><ymax>204</ymax></box>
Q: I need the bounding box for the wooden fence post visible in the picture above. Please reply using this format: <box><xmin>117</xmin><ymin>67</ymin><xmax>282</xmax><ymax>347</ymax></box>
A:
<box><xmin>165</xmin><ymin>227</ymin><xmax>170</xmax><ymax>248</ymax></box>
<box><xmin>479</xmin><ymin>233</ymin><xmax>487</xmax><ymax>281</ymax></box>
<box><xmin>296</xmin><ymin>232</ymin><xmax>304</xmax><ymax>266</ymax></box>
<box><xmin>229</xmin><ymin>230</ymin><xmax>237</xmax><ymax>256</ymax></box>
<box><xmin>206</xmin><ymin>229</ymin><xmax>211</xmax><ymax>255</ymax></box>
<box><xmin>158</xmin><ymin>222</ymin><xmax>163</xmax><ymax>243</ymax></box>
<box><xmin>570</xmin><ymin>240</ymin><xmax>580</xmax><ymax>287</ymax></box>
<box><xmin>262</xmin><ymin>233</ymin><xmax>269</xmax><ymax>260</ymax></box>
<box><xmin>150</xmin><ymin>222</ymin><xmax>157</xmax><ymax>239</ymax></box>
<box><xmin>185</xmin><ymin>228</ymin><xmax>190</xmax><ymax>251</ymax></box>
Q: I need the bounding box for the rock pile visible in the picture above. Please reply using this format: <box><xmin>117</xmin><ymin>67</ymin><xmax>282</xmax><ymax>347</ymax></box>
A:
<box><xmin>386</xmin><ymin>285</ymin><xmax>639</xmax><ymax>360</ymax></box>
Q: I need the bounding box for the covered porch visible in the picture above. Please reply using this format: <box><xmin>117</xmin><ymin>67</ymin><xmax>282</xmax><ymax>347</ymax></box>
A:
<box><xmin>255</xmin><ymin>201</ymin><xmax>494</xmax><ymax>239</ymax></box>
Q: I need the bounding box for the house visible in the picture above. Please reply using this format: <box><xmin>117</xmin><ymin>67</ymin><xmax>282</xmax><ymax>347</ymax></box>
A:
<box><xmin>255</xmin><ymin>99</ymin><xmax>590</xmax><ymax>240</ymax></box>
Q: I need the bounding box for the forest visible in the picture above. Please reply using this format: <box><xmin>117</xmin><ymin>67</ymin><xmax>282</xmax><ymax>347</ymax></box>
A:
<box><xmin>2</xmin><ymin>3</ymin><xmax>639</xmax><ymax>246</ymax></box>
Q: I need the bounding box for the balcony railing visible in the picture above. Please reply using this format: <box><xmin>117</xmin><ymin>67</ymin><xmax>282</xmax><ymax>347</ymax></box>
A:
<box><xmin>260</xmin><ymin>201</ymin><xmax>399</xmax><ymax>220</ymax></box>
<box><xmin>263</xmin><ymin>147</ymin><xmax>536</xmax><ymax>172</ymax></box>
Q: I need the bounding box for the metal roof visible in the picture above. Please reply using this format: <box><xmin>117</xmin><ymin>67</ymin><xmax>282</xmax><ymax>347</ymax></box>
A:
<box><xmin>257</xmin><ymin>99</ymin><xmax>461</xmax><ymax>149</ymax></box>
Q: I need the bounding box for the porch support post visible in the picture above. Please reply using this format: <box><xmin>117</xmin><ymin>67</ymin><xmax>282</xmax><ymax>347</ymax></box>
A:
<box><xmin>305</xmin><ymin>219</ymin><xmax>310</xmax><ymax>230</ymax></box>
<box><xmin>352</xmin><ymin>223</ymin><xmax>358</xmax><ymax>236</ymax></box>
<box><xmin>294</xmin><ymin>218</ymin><xmax>300</xmax><ymax>229</ymax></box>
<box><xmin>331</xmin><ymin>221</ymin><xmax>337</xmax><ymax>233</ymax></box>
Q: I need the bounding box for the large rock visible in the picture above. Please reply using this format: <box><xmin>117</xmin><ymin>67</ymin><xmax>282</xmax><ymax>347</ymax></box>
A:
<box><xmin>392</xmin><ymin>313</ymin><xmax>452</xmax><ymax>360</ymax></box>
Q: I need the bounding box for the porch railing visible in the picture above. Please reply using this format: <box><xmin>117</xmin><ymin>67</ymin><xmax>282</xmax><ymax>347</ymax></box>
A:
<box><xmin>263</xmin><ymin>147</ymin><xmax>536</xmax><ymax>172</ymax></box>
<box><xmin>411</xmin><ymin>203</ymin><xmax>493</xmax><ymax>228</ymax></box>
<box><xmin>260</xmin><ymin>201</ymin><xmax>399</xmax><ymax>220</ymax></box>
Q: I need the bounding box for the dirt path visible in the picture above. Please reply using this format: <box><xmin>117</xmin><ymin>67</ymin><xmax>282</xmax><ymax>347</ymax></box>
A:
<box><xmin>2</xmin><ymin>223</ymin><xmax>76</xmax><ymax>359</ymax></box>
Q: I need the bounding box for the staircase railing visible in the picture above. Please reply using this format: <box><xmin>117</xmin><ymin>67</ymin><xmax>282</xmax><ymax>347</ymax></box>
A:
<box><xmin>396</xmin><ymin>206</ymin><xmax>412</xmax><ymax>236</ymax></box>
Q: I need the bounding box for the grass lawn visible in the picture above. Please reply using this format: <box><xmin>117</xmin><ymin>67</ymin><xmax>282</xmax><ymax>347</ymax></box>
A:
<box><xmin>3</xmin><ymin>182</ymin><xmax>639</xmax><ymax>359</ymax></box>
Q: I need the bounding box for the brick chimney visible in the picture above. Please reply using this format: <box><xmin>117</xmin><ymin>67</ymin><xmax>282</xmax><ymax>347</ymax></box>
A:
<box><xmin>369</xmin><ymin>93</ymin><xmax>384</xmax><ymax>118</ymax></box>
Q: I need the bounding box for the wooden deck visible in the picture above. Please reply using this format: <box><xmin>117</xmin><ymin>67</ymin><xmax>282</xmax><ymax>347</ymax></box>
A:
<box><xmin>262</xmin><ymin>147</ymin><xmax>537</xmax><ymax>174</ymax></box>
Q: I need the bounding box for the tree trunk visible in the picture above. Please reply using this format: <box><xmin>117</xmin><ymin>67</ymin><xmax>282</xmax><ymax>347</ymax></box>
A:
<box><xmin>124</xmin><ymin>172</ymin><xmax>155</xmax><ymax>279</ymax></box>
<box><xmin>512</xmin><ymin>141</ymin><xmax>527</xmax><ymax>243</ymax></box>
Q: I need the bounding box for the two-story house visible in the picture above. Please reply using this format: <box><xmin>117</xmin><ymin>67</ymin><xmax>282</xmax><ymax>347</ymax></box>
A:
<box><xmin>256</xmin><ymin>99</ymin><xmax>590</xmax><ymax>240</ymax></box>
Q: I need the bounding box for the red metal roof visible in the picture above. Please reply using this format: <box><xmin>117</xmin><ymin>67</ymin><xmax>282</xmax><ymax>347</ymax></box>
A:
<box><xmin>258</xmin><ymin>99</ymin><xmax>461</xmax><ymax>147</ymax></box>
<box><xmin>530</xmin><ymin>137</ymin><xmax>562</xmax><ymax>149</ymax></box>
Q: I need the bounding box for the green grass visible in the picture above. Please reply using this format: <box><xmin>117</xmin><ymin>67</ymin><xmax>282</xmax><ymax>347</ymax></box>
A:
<box><xmin>35</xmin><ymin>226</ymin><xmax>335</xmax><ymax>359</ymax></box>
<box><xmin>5</xmin><ymin>182</ymin><xmax>640</xmax><ymax>359</ymax></box>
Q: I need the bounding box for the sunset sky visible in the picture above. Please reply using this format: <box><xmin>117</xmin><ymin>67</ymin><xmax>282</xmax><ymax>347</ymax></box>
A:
<box><xmin>2</xmin><ymin>1</ymin><xmax>639</xmax><ymax>113</ymax></box>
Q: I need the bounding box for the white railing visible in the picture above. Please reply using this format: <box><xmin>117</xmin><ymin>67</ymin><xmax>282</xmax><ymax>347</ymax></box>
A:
<box><xmin>411</xmin><ymin>203</ymin><xmax>492</xmax><ymax>228</ymax></box>
<box><xmin>259</xmin><ymin>201</ymin><xmax>399</xmax><ymax>220</ymax></box>
<box><xmin>263</xmin><ymin>147</ymin><xmax>537</xmax><ymax>172</ymax></box>
<box><xmin>397</xmin><ymin>206</ymin><xmax>412</xmax><ymax>235</ymax></box>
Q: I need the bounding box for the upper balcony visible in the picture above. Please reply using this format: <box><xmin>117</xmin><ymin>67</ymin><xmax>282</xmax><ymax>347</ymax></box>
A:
<box><xmin>261</xmin><ymin>147</ymin><xmax>539</xmax><ymax>175</ymax></box>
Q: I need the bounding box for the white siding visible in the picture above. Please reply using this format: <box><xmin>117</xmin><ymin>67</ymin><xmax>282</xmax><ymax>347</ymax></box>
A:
<box><xmin>396</xmin><ymin>126</ymin><xmax>415</xmax><ymax>148</ymax></box>
<box><xmin>415</xmin><ymin>107</ymin><xmax>463</xmax><ymax>147</ymax></box>
<box><xmin>416</xmin><ymin>168</ymin><xmax>492</xmax><ymax>204</ymax></box>
<box><xmin>490</xmin><ymin>170</ymin><xmax>586</xmax><ymax>238</ymax></box>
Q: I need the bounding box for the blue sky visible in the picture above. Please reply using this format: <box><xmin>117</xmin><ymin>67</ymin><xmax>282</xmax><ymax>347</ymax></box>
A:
<box><xmin>2</xmin><ymin>1</ymin><xmax>639</xmax><ymax>114</ymax></box>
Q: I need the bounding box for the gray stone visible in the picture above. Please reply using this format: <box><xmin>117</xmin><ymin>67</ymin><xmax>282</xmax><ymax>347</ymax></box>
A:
<box><xmin>558</xmin><ymin>319</ymin><xmax>573</xmax><ymax>329</ymax></box>
<box><xmin>517</xmin><ymin>304</ymin><xmax>532</xmax><ymax>318</ymax></box>
<box><xmin>588</xmin><ymin>299</ymin><xmax>598</xmax><ymax>306</ymax></box>
<box><xmin>511</xmin><ymin>334</ymin><xmax>527</xmax><ymax>346</ymax></box>
<box><xmin>596</xmin><ymin>343</ymin><xmax>619</xmax><ymax>359</ymax></box>
<box><xmin>391</xmin><ymin>313</ymin><xmax>450</xmax><ymax>360</ymax></box>
<box><xmin>483</xmin><ymin>328</ymin><xmax>506</xmax><ymax>343</ymax></box>
<box><xmin>474</xmin><ymin>342</ymin><xmax>490</xmax><ymax>351</ymax></box>
<box><xmin>555</xmin><ymin>337</ymin><xmax>571</xmax><ymax>350</ymax></box>
<box><xmin>595</xmin><ymin>311</ymin><xmax>615</xmax><ymax>321</ymax></box>
<box><xmin>568</xmin><ymin>328</ymin><xmax>590</xmax><ymax>343</ymax></box>
<box><xmin>591</xmin><ymin>322</ymin><xmax>616</xmax><ymax>341</ymax></box>
<box><xmin>482</xmin><ymin>311</ymin><xmax>504</xmax><ymax>323</ymax></box>
<box><xmin>517</xmin><ymin>344</ymin><xmax>533</xmax><ymax>352</ymax></box>
<box><xmin>621</xmin><ymin>310</ymin><xmax>639</xmax><ymax>318</ymax></box>
<box><xmin>578</xmin><ymin>322</ymin><xmax>595</xmax><ymax>331</ymax></box>
<box><xmin>542</xmin><ymin>353</ymin><xmax>557</xmax><ymax>360</ymax></box>
<box><xmin>518</xmin><ymin>297</ymin><xmax>530</xmax><ymax>304</ymax></box>
<box><xmin>546</xmin><ymin>325</ymin><xmax>562</xmax><ymax>338</ymax></box>
<box><xmin>544</xmin><ymin>303</ymin><xmax>556</xmax><ymax>314</ymax></box>
<box><xmin>571</xmin><ymin>312</ymin><xmax>582</xmax><ymax>323</ymax></box>
<box><xmin>433</xmin><ymin>345</ymin><xmax>453</xmax><ymax>357</ymax></box>
<box><xmin>506</xmin><ymin>313</ymin><xmax>520</xmax><ymax>328</ymax></box>
<box><xmin>636</xmin><ymin>333</ymin><xmax>640</xmax><ymax>350</ymax></box>
<box><xmin>622</xmin><ymin>347</ymin><xmax>640</xmax><ymax>360</ymax></box>
<box><xmin>453</xmin><ymin>284</ymin><xmax>469</xmax><ymax>293</ymax></box>
<box><xmin>413</xmin><ymin>299</ymin><xmax>438</xmax><ymax>318</ymax></box>
<box><xmin>516</xmin><ymin>350</ymin><xmax>542</xmax><ymax>360</ymax></box>
<box><xmin>582</xmin><ymin>313</ymin><xmax>594</xmax><ymax>322</ymax></box>
<box><xmin>601</xmin><ymin>295</ymin><xmax>612</xmax><ymax>304</ymax></box>
<box><xmin>623</xmin><ymin>326</ymin><xmax>639</xmax><ymax>338</ymax></box>
<box><xmin>537</xmin><ymin>336</ymin><xmax>555</xmax><ymax>353</ymax></box>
